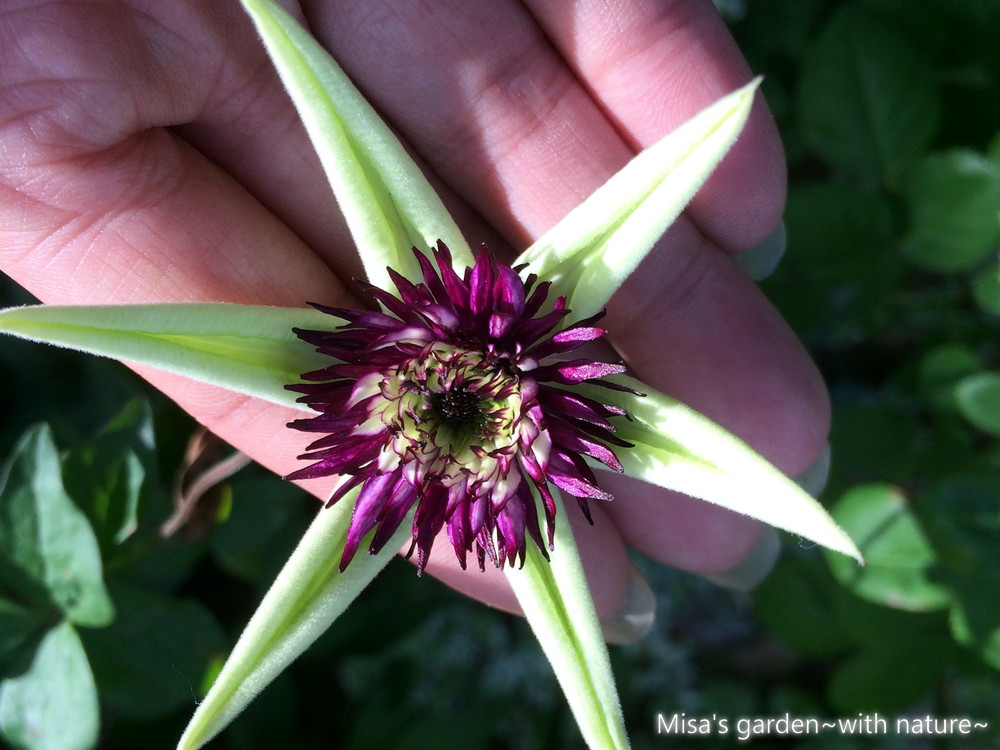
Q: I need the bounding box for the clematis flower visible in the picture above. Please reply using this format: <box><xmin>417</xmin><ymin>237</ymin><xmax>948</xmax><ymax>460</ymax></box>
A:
<box><xmin>286</xmin><ymin>242</ymin><xmax>630</xmax><ymax>574</ymax></box>
<box><xmin>0</xmin><ymin>1</ymin><xmax>863</xmax><ymax>749</ymax></box>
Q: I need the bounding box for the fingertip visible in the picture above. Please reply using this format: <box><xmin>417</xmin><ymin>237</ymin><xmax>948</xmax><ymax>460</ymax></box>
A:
<box><xmin>700</xmin><ymin>527</ymin><xmax>780</xmax><ymax>591</ymax></box>
<box><xmin>599</xmin><ymin>562</ymin><xmax>656</xmax><ymax>644</ymax></box>
<box><xmin>733</xmin><ymin>220</ymin><xmax>786</xmax><ymax>281</ymax></box>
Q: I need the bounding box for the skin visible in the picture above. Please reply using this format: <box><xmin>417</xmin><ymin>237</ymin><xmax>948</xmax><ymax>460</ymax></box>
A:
<box><xmin>0</xmin><ymin>0</ymin><xmax>828</xmax><ymax>619</ymax></box>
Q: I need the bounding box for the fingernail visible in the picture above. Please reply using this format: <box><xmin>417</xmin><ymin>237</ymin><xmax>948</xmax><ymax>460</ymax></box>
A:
<box><xmin>701</xmin><ymin>527</ymin><xmax>781</xmax><ymax>592</ymax></box>
<box><xmin>796</xmin><ymin>442</ymin><xmax>831</xmax><ymax>498</ymax></box>
<box><xmin>600</xmin><ymin>563</ymin><xmax>656</xmax><ymax>645</ymax></box>
<box><xmin>734</xmin><ymin>220</ymin><xmax>786</xmax><ymax>281</ymax></box>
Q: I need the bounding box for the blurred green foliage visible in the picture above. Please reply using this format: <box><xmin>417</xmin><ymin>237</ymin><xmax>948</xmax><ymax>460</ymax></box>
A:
<box><xmin>746</xmin><ymin>0</ymin><xmax>1000</xmax><ymax>746</ymax></box>
<box><xmin>2</xmin><ymin>0</ymin><xmax>999</xmax><ymax>748</ymax></box>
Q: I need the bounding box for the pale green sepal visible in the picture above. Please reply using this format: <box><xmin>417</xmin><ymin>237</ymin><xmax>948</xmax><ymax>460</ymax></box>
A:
<box><xmin>241</xmin><ymin>0</ymin><xmax>473</xmax><ymax>288</ymax></box>
<box><xmin>579</xmin><ymin>375</ymin><xmax>863</xmax><ymax>564</ymax></box>
<box><xmin>504</xmin><ymin>490</ymin><xmax>630</xmax><ymax>750</ymax></box>
<box><xmin>516</xmin><ymin>79</ymin><xmax>761</xmax><ymax>320</ymax></box>
<box><xmin>178</xmin><ymin>491</ymin><xmax>412</xmax><ymax>750</ymax></box>
<box><xmin>0</xmin><ymin>303</ymin><xmax>331</xmax><ymax>411</ymax></box>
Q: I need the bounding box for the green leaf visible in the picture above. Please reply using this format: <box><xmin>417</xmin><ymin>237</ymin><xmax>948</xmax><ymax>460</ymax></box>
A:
<box><xmin>0</xmin><ymin>621</ymin><xmax>100</xmax><ymax>750</ymax></box>
<box><xmin>0</xmin><ymin>425</ymin><xmax>113</xmax><ymax>628</ymax></box>
<box><xmin>580</xmin><ymin>375</ymin><xmax>862</xmax><ymax>563</ymax></box>
<box><xmin>918</xmin><ymin>344</ymin><xmax>984</xmax><ymax>415</ymax></box>
<box><xmin>767</xmin><ymin>183</ymin><xmax>899</xmax><ymax>338</ymax></box>
<box><xmin>0</xmin><ymin>304</ymin><xmax>331</xmax><ymax>411</ymax></box>
<box><xmin>827</xmin><ymin>633</ymin><xmax>947</xmax><ymax>714</ymax></box>
<box><xmin>177</xmin><ymin>490</ymin><xmax>411</xmax><ymax>750</ymax></box>
<box><xmin>516</xmin><ymin>78</ymin><xmax>760</xmax><ymax>321</ymax></box>
<box><xmin>829</xmin><ymin>582</ymin><xmax>942</xmax><ymax>648</ymax></box>
<box><xmin>211</xmin><ymin>469</ymin><xmax>307</xmax><ymax>585</ymax></box>
<box><xmin>949</xmin><ymin>577</ymin><xmax>1000</xmax><ymax>670</ymax></box>
<box><xmin>825</xmin><ymin>484</ymin><xmax>950</xmax><ymax>612</ymax></box>
<box><xmin>240</xmin><ymin>0</ymin><xmax>472</xmax><ymax>288</ymax></box>
<box><xmin>825</xmin><ymin>587</ymin><xmax>952</xmax><ymax>712</ymax></box>
<box><xmin>797</xmin><ymin>6</ymin><xmax>939</xmax><ymax>180</ymax></box>
<box><xmin>61</xmin><ymin>399</ymin><xmax>158</xmax><ymax>549</ymax></box>
<box><xmin>955</xmin><ymin>371</ymin><xmax>1000</xmax><ymax>436</ymax></box>
<box><xmin>80</xmin><ymin>582</ymin><xmax>227</xmax><ymax>720</ymax></box>
<box><xmin>915</xmin><ymin>475</ymin><xmax>1000</xmax><ymax>668</ymax></box>
<box><xmin>0</xmin><ymin>599</ymin><xmax>49</xmax><ymax>675</ymax></box>
<box><xmin>504</xmin><ymin>490</ymin><xmax>628</xmax><ymax>750</ymax></box>
<box><xmin>752</xmin><ymin>557</ymin><xmax>853</xmax><ymax>657</ymax></box>
<box><xmin>827</xmin><ymin>404</ymin><xmax>919</xmax><ymax>495</ymax></box>
<box><xmin>990</xmin><ymin>131</ymin><xmax>1000</xmax><ymax>166</ymax></box>
<box><xmin>915</xmin><ymin>475</ymin><xmax>1000</xmax><ymax>571</ymax></box>
<box><xmin>971</xmin><ymin>262</ymin><xmax>1000</xmax><ymax>315</ymax></box>
<box><xmin>901</xmin><ymin>150</ymin><xmax>1000</xmax><ymax>273</ymax></box>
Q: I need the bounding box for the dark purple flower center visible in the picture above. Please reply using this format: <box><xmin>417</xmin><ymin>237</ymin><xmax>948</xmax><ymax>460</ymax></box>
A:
<box><xmin>286</xmin><ymin>242</ymin><xmax>634</xmax><ymax>573</ymax></box>
<box><xmin>429</xmin><ymin>387</ymin><xmax>484</xmax><ymax>431</ymax></box>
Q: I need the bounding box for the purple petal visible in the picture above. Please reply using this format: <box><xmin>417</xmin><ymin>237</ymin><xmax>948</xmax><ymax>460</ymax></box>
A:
<box><xmin>492</xmin><ymin>263</ymin><xmax>526</xmax><ymax>319</ymax></box>
<box><xmin>547</xmin><ymin>471</ymin><xmax>614</xmax><ymax>501</ymax></box>
<box><xmin>522</xmin><ymin>279</ymin><xmax>552</xmax><ymax>319</ymax></box>
<box><xmin>534</xmin><ymin>359</ymin><xmax>627</xmax><ymax>385</ymax></box>
<box><xmin>340</xmin><ymin>472</ymin><xmax>397</xmax><ymax>570</ymax></box>
<box><xmin>495</xmin><ymin>493</ymin><xmax>527</xmax><ymax>567</ymax></box>
<box><xmin>370</xmin><ymin>477</ymin><xmax>419</xmax><ymax>553</ymax></box>
<box><xmin>546</xmin><ymin>450</ymin><xmax>614</xmax><ymax>502</ymax></box>
<box><xmin>547</xmin><ymin>419</ymin><xmax>623</xmax><ymax>472</ymax></box>
<box><xmin>488</xmin><ymin>312</ymin><xmax>514</xmax><ymax>340</ymax></box>
<box><xmin>446</xmin><ymin>502</ymin><xmax>471</xmax><ymax>569</ymax></box>
<box><xmin>468</xmin><ymin>250</ymin><xmax>494</xmax><ymax>317</ymax></box>
<box><xmin>410</xmin><ymin>484</ymin><xmax>450</xmax><ymax>573</ymax></box>
<box><xmin>415</xmin><ymin>303</ymin><xmax>461</xmax><ymax>335</ymax></box>
<box><xmin>386</xmin><ymin>267</ymin><xmax>426</xmax><ymax>308</ymax></box>
<box><xmin>414</xmin><ymin>248</ymin><xmax>449</xmax><ymax>302</ymax></box>
<box><xmin>530</xmin><ymin>480</ymin><xmax>557</xmax><ymax>550</ymax></box>
<box><xmin>360</xmin><ymin>283</ymin><xmax>431</xmax><ymax>327</ymax></box>
<box><xmin>551</xmin><ymin>325</ymin><xmax>607</xmax><ymax>345</ymax></box>
<box><xmin>538</xmin><ymin>388</ymin><xmax>626</xmax><ymax>427</ymax></box>
<box><xmin>515</xmin><ymin>307</ymin><xmax>570</xmax><ymax>345</ymax></box>
<box><xmin>432</xmin><ymin>242</ymin><xmax>469</xmax><ymax>310</ymax></box>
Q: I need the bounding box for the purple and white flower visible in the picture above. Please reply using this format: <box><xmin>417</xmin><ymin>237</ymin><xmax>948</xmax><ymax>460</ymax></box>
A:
<box><xmin>287</xmin><ymin>243</ymin><xmax>633</xmax><ymax>572</ymax></box>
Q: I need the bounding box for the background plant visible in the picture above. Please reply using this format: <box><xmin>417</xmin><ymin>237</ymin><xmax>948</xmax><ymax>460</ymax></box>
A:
<box><xmin>1</xmin><ymin>0</ymin><xmax>998</xmax><ymax>748</ymax></box>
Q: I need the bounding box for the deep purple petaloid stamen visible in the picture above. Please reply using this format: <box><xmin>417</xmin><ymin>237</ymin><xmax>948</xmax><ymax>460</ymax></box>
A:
<box><xmin>286</xmin><ymin>242</ymin><xmax>631</xmax><ymax>574</ymax></box>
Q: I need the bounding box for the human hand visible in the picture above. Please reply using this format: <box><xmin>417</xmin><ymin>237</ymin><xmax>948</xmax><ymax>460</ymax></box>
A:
<box><xmin>0</xmin><ymin>0</ymin><xmax>826</xmax><ymax>630</ymax></box>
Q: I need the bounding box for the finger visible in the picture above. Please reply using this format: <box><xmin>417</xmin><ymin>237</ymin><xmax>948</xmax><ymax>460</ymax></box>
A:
<box><xmin>0</xmin><ymin>1</ymin><xmax>345</xmax><ymax>302</ymax></box>
<box><xmin>522</xmin><ymin>0</ymin><xmax>787</xmax><ymax>252</ymax></box>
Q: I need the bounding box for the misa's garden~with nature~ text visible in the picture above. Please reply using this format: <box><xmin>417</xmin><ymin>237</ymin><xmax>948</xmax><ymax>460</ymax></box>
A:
<box><xmin>1</xmin><ymin>1</ymin><xmax>998</xmax><ymax>749</ymax></box>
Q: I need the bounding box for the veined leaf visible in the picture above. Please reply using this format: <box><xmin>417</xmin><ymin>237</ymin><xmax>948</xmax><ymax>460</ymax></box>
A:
<box><xmin>579</xmin><ymin>375</ymin><xmax>863</xmax><ymax>563</ymax></box>
<box><xmin>825</xmin><ymin>484</ymin><xmax>948</xmax><ymax>611</ymax></box>
<box><xmin>241</xmin><ymin>0</ymin><xmax>473</xmax><ymax>288</ymax></box>
<box><xmin>505</xmin><ymin>490</ymin><xmax>629</xmax><ymax>750</ymax></box>
<box><xmin>0</xmin><ymin>303</ymin><xmax>331</xmax><ymax>411</ymax></box>
<box><xmin>176</xmin><ymin>491</ymin><xmax>411</xmax><ymax>750</ymax></box>
<box><xmin>0</xmin><ymin>424</ymin><xmax>114</xmax><ymax>627</ymax></box>
<box><xmin>516</xmin><ymin>78</ymin><xmax>760</xmax><ymax>320</ymax></box>
<box><xmin>0</xmin><ymin>621</ymin><xmax>100</xmax><ymax>750</ymax></box>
